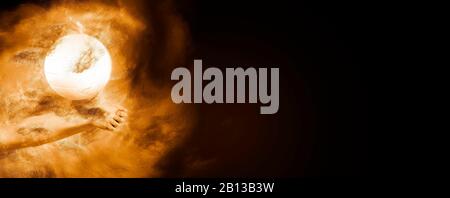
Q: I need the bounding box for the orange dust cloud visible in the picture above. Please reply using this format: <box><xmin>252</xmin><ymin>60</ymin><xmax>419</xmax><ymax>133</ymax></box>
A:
<box><xmin>0</xmin><ymin>0</ymin><xmax>192</xmax><ymax>177</ymax></box>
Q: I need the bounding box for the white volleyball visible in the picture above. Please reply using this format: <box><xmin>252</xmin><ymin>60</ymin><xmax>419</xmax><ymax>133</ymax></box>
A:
<box><xmin>44</xmin><ymin>34</ymin><xmax>112</xmax><ymax>100</ymax></box>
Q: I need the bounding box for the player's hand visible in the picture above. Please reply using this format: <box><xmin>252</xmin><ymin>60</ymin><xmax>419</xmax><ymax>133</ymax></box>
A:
<box><xmin>91</xmin><ymin>108</ymin><xmax>128</xmax><ymax>132</ymax></box>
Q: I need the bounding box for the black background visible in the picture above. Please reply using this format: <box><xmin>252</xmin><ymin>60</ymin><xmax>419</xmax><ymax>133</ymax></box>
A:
<box><xmin>160</xmin><ymin>0</ymin><xmax>368</xmax><ymax>177</ymax></box>
<box><xmin>0</xmin><ymin>0</ymin><xmax>368</xmax><ymax>177</ymax></box>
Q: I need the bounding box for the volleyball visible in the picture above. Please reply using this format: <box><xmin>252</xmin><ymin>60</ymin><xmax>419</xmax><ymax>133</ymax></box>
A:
<box><xmin>44</xmin><ymin>34</ymin><xmax>112</xmax><ymax>100</ymax></box>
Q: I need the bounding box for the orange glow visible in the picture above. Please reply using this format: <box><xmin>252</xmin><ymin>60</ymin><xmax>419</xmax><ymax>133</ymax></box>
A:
<box><xmin>0</xmin><ymin>0</ymin><xmax>191</xmax><ymax>177</ymax></box>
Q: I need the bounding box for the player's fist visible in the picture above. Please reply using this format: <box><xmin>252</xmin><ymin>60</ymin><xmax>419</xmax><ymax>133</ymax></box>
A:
<box><xmin>92</xmin><ymin>108</ymin><xmax>128</xmax><ymax>131</ymax></box>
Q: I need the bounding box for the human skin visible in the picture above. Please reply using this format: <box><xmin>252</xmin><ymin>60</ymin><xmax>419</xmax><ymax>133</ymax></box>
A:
<box><xmin>0</xmin><ymin>105</ymin><xmax>127</xmax><ymax>152</ymax></box>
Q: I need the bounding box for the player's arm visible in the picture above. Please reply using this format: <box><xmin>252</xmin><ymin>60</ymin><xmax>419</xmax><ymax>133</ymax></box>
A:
<box><xmin>0</xmin><ymin>109</ymin><xmax>127</xmax><ymax>151</ymax></box>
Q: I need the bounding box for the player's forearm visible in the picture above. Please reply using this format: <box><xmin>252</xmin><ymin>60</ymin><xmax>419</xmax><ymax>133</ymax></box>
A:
<box><xmin>0</xmin><ymin>122</ymin><xmax>97</xmax><ymax>151</ymax></box>
<box><xmin>37</xmin><ymin>122</ymin><xmax>97</xmax><ymax>146</ymax></box>
<box><xmin>0</xmin><ymin>108</ymin><xmax>127</xmax><ymax>152</ymax></box>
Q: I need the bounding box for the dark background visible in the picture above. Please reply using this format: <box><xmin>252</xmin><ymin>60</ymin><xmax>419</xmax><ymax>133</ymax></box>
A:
<box><xmin>159</xmin><ymin>0</ymin><xmax>368</xmax><ymax>177</ymax></box>
<box><xmin>1</xmin><ymin>0</ymin><xmax>368</xmax><ymax>177</ymax></box>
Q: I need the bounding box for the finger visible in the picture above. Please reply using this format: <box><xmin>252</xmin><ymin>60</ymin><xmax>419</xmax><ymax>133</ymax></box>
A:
<box><xmin>110</xmin><ymin>119</ymin><xmax>119</xmax><ymax>128</ymax></box>
<box><xmin>117</xmin><ymin>111</ymin><xmax>128</xmax><ymax>118</ymax></box>
<box><xmin>113</xmin><ymin>116</ymin><xmax>121</xmax><ymax>124</ymax></box>
<box><xmin>113</xmin><ymin>116</ymin><xmax>125</xmax><ymax>123</ymax></box>
<box><xmin>106</xmin><ymin>118</ymin><xmax>118</xmax><ymax>127</ymax></box>
<box><xmin>113</xmin><ymin>118</ymin><xmax>124</xmax><ymax>126</ymax></box>
<box><xmin>107</xmin><ymin>124</ymin><xmax>115</xmax><ymax>131</ymax></box>
<box><xmin>116</xmin><ymin>108</ymin><xmax>128</xmax><ymax>114</ymax></box>
<box><xmin>116</xmin><ymin>108</ymin><xmax>127</xmax><ymax>113</ymax></box>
